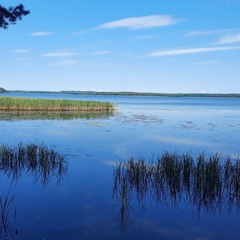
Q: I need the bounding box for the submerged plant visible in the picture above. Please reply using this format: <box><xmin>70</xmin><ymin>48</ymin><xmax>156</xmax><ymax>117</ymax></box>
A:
<box><xmin>0</xmin><ymin>143</ymin><xmax>68</xmax><ymax>186</ymax></box>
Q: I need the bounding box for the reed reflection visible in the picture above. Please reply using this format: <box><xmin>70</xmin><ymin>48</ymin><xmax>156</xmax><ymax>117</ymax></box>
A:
<box><xmin>113</xmin><ymin>152</ymin><xmax>240</xmax><ymax>232</ymax></box>
<box><xmin>0</xmin><ymin>143</ymin><xmax>68</xmax><ymax>239</ymax></box>
<box><xmin>0</xmin><ymin>111</ymin><xmax>114</xmax><ymax>121</ymax></box>
<box><xmin>0</xmin><ymin>195</ymin><xmax>16</xmax><ymax>240</ymax></box>
<box><xmin>0</xmin><ymin>143</ymin><xmax>68</xmax><ymax>186</ymax></box>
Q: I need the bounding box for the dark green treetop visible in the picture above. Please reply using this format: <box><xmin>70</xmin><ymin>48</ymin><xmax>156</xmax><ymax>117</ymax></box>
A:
<box><xmin>0</xmin><ymin>4</ymin><xmax>30</xmax><ymax>29</ymax></box>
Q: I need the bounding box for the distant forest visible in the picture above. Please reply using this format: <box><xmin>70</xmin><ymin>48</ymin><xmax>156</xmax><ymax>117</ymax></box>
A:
<box><xmin>1</xmin><ymin>89</ymin><xmax>240</xmax><ymax>98</ymax></box>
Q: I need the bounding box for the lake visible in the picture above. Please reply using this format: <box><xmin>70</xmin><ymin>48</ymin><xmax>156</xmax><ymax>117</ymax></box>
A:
<box><xmin>0</xmin><ymin>92</ymin><xmax>240</xmax><ymax>240</ymax></box>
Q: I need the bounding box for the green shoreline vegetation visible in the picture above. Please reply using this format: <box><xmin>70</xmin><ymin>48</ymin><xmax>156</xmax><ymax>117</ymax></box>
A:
<box><xmin>1</xmin><ymin>89</ymin><xmax>240</xmax><ymax>98</ymax></box>
<box><xmin>0</xmin><ymin>97</ymin><xmax>115</xmax><ymax>111</ymax></box>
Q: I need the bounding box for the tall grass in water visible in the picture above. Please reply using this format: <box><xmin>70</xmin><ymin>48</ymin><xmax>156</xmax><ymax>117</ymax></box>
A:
<box><xmin>0</xmin><ymin>143</ymin><xmax>67</xmax><ymax>186</ymax></box>
<box><xmin>113</xmin><ymin>152</ymin><xmax>240</xmax><ymax>231</ymax></box>
<box><xmin>0</xmin><ymin>97</ymin><xmax>115</xmax><ymax>112</ymax></box>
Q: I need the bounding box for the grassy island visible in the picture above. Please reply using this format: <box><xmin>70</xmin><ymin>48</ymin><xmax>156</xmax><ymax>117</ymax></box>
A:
<box><xmin>0</xmin><ymin>97</ymin><xmax>115</xmax><ymax>111</ymax></box>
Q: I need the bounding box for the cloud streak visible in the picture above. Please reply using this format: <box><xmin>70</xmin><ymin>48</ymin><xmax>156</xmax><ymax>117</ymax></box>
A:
<box><xmin>225</xmin><ymin>0</ymin><xmax>240</xmax><ymax>3</ymax></box>
<box><xmin>217</xmin><ymin>33</ymin><xmax>240</xmax><ymax>44</ymax></box>
<box><xmin>187</xmin><ymin>28</ymin><xmax>240</xmax><ymax>36</ymax></box>
<box><xmin>14</xmin><ymin>57</ymin><xmax>35</xmax><ymax>61</ymax></box>
<box><xmin>31</xmin><ymin>32</ymin><xmax>53</xmax><ymax>36</ymax></box>
<box><xmin>42</xmin><ymin>51</ymin><xmax>77</xmax><ymax>57</ymax></box>
<box><xmin>12</xmin><ymin>49</ymin><xmax>29</xmax><ymax>53</ymax></box>
<box><xmin>98</xmin><ymin>15</ymin><xmax>180</xmax><ymax>30</ymax></box>
<box><xmin>149</xmin><ymin>46</ymin><xmax>240</xmax><ymax>56</ymax></box>
<box><xmin>52</xmin><ymin>60</ymin><xmax>78</xmax><ymax>66</ymax></box>
<box><xmin>192</xmin><ymin>60</ymin><xmax>220</xmax><ymax>65</ymax></box>
<box><xmin>92</xmin><ymin>51</ymin><xmax>111</xmax><ymax>55</ymax></box>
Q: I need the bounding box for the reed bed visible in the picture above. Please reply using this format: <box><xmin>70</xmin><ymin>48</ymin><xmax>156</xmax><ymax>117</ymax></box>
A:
<box><xmin>113</xmin><ymin>152</ymin><xmax>240</xmax><ymax>223</ymax></box>
<box><xmin>0</xmin><ymin>143</ymin><xmax>67</xmax><ymax>186</ymax></box>
<box><xmin>0</xmin><ymin>97</ymin><xmax>115</xmax><ymax>112</ymax></box>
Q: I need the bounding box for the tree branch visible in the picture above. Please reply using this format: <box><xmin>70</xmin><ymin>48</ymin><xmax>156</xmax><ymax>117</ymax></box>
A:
<box><xmin>0</xmin><ymin>4</ymin><xmax>30</xmax><ymax>29</ymax></box>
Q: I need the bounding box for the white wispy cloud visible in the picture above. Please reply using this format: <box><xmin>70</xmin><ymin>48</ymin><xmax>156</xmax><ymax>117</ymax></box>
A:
<box><xmin>192</xmin><ymin>60</ymin><xmax>220</xmax><ymax>65</ymax></box>
<box><xmin>15</xmin><ymin>57</ymin><xmax>35</xmax><ymax>61</ymax></box>
<box><xmin>98</xmin><ymin>15</ymin><xmax>180</xmax><ymax>30</ymax></box>
<box><xmin>42</xmin><ymin>51</ymin><xmax>77</xmax><ymax>57</ymax></box>
<box><xmin>217</xmin><ymin>33</ymin><xmax>240</xmax><ymax>44</ymax></box>
<box><xmin>52</xmin><ymin>60</ymin><xmax>78</xmax><ymax>66</ymax></box>
<box><xmin>149</xmin><ymin>46</ymin><xmax>240</xmax><ymax>56</ymax></box>
<box><xmin>12</xmin><ymin>49</ymin><xmax>30</xmax><ymax>53</ymax></box>
<box><xmin>225</xmin><ymin>0</ymin><xmax>240</xmax><ymax>3</ymax></box>
<box><xmin>92</xmin><ymin>51</ymin><xmax>111</xmax><ymax>55</ymax></box>
<box><xmin>31</xmin><ymin>31</ymin><xmax>53</xmax><ymax>36</ymax></box>
<box><xmin>188</xmin><ymin>28</ymin><xmax>240</xmax><ymax>36</ymax></box>
<box><xmin>137</xmin><ymin>35</ymin><xmax>154</xmax><ymax>40</ymax></box>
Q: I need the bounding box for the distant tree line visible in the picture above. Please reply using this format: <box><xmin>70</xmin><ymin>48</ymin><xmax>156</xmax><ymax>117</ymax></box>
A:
<box><xmin>0</xmin><ymin>3</ymin><xmax>30</xmax><ymax>29</ymax></box>
<box><xmin>2</xmin><ymin>89</ymin><xmax>240</xmax><ymax>98</ymax></box>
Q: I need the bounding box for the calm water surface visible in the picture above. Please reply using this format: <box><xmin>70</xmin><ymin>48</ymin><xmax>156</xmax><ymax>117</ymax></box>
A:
<box><xmin>0</xmin><ymin>93</ymin><xmax>240</xmax><ymax>239</ymax></box>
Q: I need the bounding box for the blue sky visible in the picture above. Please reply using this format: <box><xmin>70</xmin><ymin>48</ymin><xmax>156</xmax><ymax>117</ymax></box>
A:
<box><xmin>1</xmin><ymin>0</ymin><xmax>240</xmax><ymax>93</ymax></box>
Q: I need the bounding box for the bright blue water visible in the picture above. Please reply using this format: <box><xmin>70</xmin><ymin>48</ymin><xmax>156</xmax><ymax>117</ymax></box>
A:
<box><xmin>0</xmin><ymin>93</ymin><xmax>240</xmax><ymax>239</ymax></box>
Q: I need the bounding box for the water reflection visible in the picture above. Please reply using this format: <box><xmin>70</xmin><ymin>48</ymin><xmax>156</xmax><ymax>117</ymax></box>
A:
<box><xmin>113</xmin><ymin>152</ymin><xmax>240</xmax><ymax>232</ymax></box>
<box><xmin>0</xmin><ymin>111</ymin><xmax>114</xmax><ymax>121</ymax></box>
<box><xmin>0</xmin><ymin>143</ymin><xmax>68</xmax><ymax>239</ymax></box>
<box><xmin>0</xmin><ymin>143</ymin><xmax>68</xmax><ymax>186</ymax></box>
<box><xmin>0</xmin><ymin>195</ymin><xmax>16</xmax><ymax>240</ymax></box>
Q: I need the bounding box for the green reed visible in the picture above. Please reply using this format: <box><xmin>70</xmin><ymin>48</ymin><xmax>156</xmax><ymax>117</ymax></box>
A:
<box><xmin>0</xmin><ymin>143</ymin><xmax>67</xmax><ymax>186</ymax></box>
<box><xmin>0</xmin><ymin>97</ymin><xmax>115</xmax><ymax>111</ymax></box>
